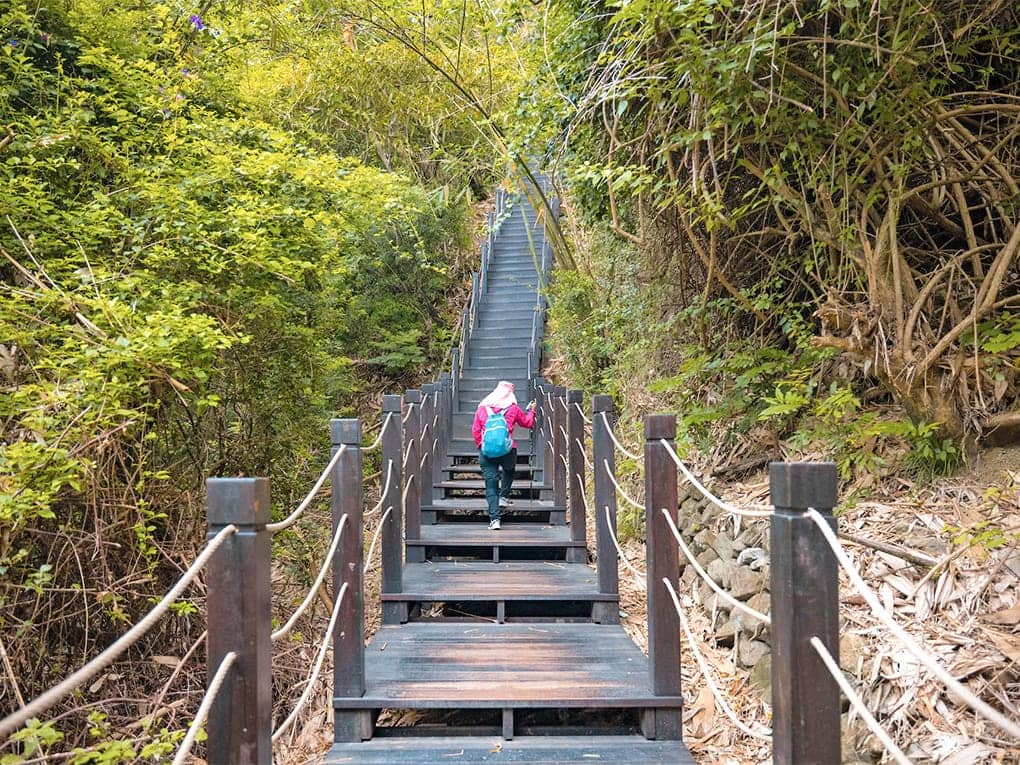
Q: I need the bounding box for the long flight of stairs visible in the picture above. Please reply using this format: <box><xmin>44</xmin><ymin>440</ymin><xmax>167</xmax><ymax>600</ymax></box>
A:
<box><xmin>328</xmin><ymin>182</ymin><xmax>692</xmax><ymax>763</ymax></box>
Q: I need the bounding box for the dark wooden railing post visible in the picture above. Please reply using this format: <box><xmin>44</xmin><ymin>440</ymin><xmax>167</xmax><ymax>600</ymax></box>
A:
<box><xmin>770</xmin><ymin>462</ymin><xmax>840</xmax><ymax>764</ymax></box>
<box><xmin>206</xmin><ymin>478</ymin><xmax>272</xmax><ymax>764</ymax></box>
<box><xmin>450</xmin><ymin>348</ymin><xmax>460</xmax><ymax>407</ymax></box>
<box><xmin>534</xmin><ymin>379</ymin><xmax>549</xmax><ymax>482</ymax></box>
<box><xmin>591</xmin><ymin>395</ymin><xmax>619</xmax><ymax>624</ymax></box>
<box><xmin>420</xmin><ymin>383</ymin><xmax>436</xmax><ymax>512</ymax></box>
<box><xmin>404</xmin><ymin>390</ymin><xmax>423</xmax><ymax>563</ymax></box>
<box><xmin>566</xmin><ymin>389</ymin><xmax>586</xmax><ymax>563</ymax></box>
<box><xmin>643</xmin><ymin>414</ymin><xmax>683</xmax><ymax>740</ymax></box>
<box><xmin>551</xmin><ymin>385</ymin><xmax>567</xmax><ymax>525</ymax></box>
<box><xmin>331</xmin><ymin>419</ymin><xmax>370</xmax><ymax>742</ymax></box>
<box><xmin>380</xmin><ymin>394</ymin><xmax>406</xmax><ymax>624</ymax></box>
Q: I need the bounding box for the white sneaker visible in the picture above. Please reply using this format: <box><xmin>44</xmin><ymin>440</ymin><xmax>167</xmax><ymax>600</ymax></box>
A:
<box><xmin>498</xmin><ymin>497</ymin><xmax>513</xmax><ymax>508</ymax></box>
<box><xmin>489</xmin><ymin>519</ymin><xmax>501</xmax><ymax>530</ymax></box>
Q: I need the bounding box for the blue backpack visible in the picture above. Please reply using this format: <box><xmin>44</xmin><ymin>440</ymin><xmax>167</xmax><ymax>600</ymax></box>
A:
<box><xmin>480</xmin><ymin>406</ymin><xmax>512</xmax><ymax>458</ymax></box>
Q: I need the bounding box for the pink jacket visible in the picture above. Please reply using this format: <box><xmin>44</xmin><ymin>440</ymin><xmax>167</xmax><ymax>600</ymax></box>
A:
<box><xmin>472</xmin><ymin>403</ymin><xmax>536</xmax><ymax>449</ymax></box>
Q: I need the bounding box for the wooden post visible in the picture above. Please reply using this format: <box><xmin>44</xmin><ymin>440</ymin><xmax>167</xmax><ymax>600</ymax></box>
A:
<box><xmin>380</xmin><ymin>394</ymin><xmax>406</xmax><ymax>624</ymax></box>
<box><xmin>642</xmin><ymin>414</ymin><xmax>682</xmax><ymax>740</ymax></box>
<box><xmin>404</xmin><ymin>390</ymin><xmax>423</xmax><ymax>563</ymax></box>
<box><xmin>551</xmin><ymin>386</ymin><xmax>567</xmax><ymax>524</ymax></box>
<box><xmin>420</xmin><ymin>383</ymin><xmax>436</xmax><ymax>511</ymax></box>
<box><xmin>770</xmin><ymin>462</ymin><xmax>840</xmax><ymax>764</ymax></box>
<box><xmin>206</xmin><ymin>478</ymin><xmax>272</xmax><ymax>764</ymax></box>
<box><xmin>591</xmin><ymin>395</ymin><xmax>619</xmax><ymax>625</ymax></box>
<box><xmin>566</xmin><ymin>389</ymin><xmax>586</xmax><ymax>563</ymax></box>
<box><xmin>331</xmin><ymin>420</ymin><xmax>370</xmax><ymax>742</ymax></box>
<box><xmin>533</xmin><ymin>379</ymin><xmax>549</xmax><ymax>483</ymax></box>
<box><xmin>451</xmin><ymin>348</ymin><xmax>460</xmax><ymax>408</ymax></box>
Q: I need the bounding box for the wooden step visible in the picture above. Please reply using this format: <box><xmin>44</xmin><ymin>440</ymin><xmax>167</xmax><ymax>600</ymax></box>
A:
<box><xmin>383</xmin><ymin>561</ymin><xmax>608</xmax><ymax>603</ymax></box>
<box><xmin>407</xmin><ymin>523</ymin><xmax>581</xmax><ymax>549</ymax></box>
<box><xmin>334</xmin><ymin>623</ymin><xmax>677</xmax><ymax>710</ymax></box>
<box><xmin>326</xmin><ymin>735</ymin><xmax>694</xmax><ymax>764</ymax></box>
<box><xmin>435</xmin><ymin>480</ymin><xmax>549</xmax><ymax>491</ymax></box>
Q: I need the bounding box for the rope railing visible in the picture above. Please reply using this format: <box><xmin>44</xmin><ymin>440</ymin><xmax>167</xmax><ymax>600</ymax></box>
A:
<box><xmin>810</xmin><ymin>637</ymin><xmax>912</xmax><ymax>765</ymax></box>
<box><xmin>804</xmin><ymin>508</ymin><xmax>1020</xmax><ymax>739</ymax></box>
<box><xmin>363</xmin><ymin>506</ymin><xmax>393</xmax><ymax>575</ymax></box>
<box><xmin>660</xmin><ymin>508</ymin><xmax>771</xmax><ymax>626</ymax></box>
<box><xmin>401</xmin><ymin>403</ymin><xmax>415</xmax><ymax>425</ymax></box>
<box><xmin>658</xmin><ymin>439</ymin><xmax>772</xmax><ymax>519</ymax></box>
<box><xmin>573</xmin><ymin>400</ymin><xmax>592</xmax><ymax>425</ymax></box>
<box><xmin>362</xmin><ymin>412</ymin><xmax>392</xmax><ymax>452</ymax></box>
<box><xmin>271</xmin><ymin>581</ymin><xmax>349</xmax><ymax>743</ymax></box>
<box><xmin>171</xmin><ymin>651</ymin><xmax>237</xmax><ymax>765</ymax></box>
<box><xmin>267</xmin><ymin>445</ymin><xmax>348</xmax><ymax>533</ymax></box>
<box><xmin>366</xmin><ymin>460</ymin><xmax>395</xmax><ymax>517</ymax></box>
<box><xmin>603</xmin><ymin>505</ymin><xmax>647</xmax><ymax>588</ymax></box>
<box><xmin>272</xmin><ymin>514</ymin><xmax>350</xmax><ymax>642</ymax></box>
<box><xmin>0</xmin><ymin>524</ymin><xmax>238</xmax><ymax>739</ymax></box>
<box><xmin>599</xmin><ymin>411</ymin><xmax>642</xmax><ymax>461</ymax></box>
<box><xmin>603</xmin><ymin>458</ymin><xmax>646</xmax><ymax>511</ymax></box>
<box><xmin>574</xmin><ymin>436</ymin><xmax>594</xmax><ymax>469</ymax></box>
<box><xmin>662</xmin><ymin>579</ymin><xmax>773</xmax><ymax>741</ymax></box>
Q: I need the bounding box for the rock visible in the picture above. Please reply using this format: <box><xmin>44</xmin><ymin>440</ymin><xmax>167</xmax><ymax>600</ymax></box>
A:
<box><xmin>840</xmin><ymin>632</ymin><xmax>868</xmax><ymax>677</ymax></box>
<box><xmin>695</xmin><ymin>548</ymin><xmax>716</xmax><ymax>567</ymax></box>
<box><xmin>738</xmin><ymin>639</ymin><xmax>770</xmax><ymax>668</ymax></box>
<box><xmin>691</xmin><ymin>528</ymin><xmax>712</xmax><ymax>554</ymax></box>
<box><xmin>707</xmin><ymin>558</ymin><xmax>731</xmax><ymax>587</ymax></box>
<box><xmin>737</xmin><ymin>546</ymin><xmax>767</xmax><ymax>570</ymax></box>
<box><xmin>731</xmin><ymin>535</ymin><xmax>747</xmax><ymax>553</ymax></box>
<box><xmin>729</xmin><ymin>566</ymin><xmax>764</xmax><ymax>600</ymax></box>
<box><xmin>737</xmin><ymin>525</ymin><xmax>765</xmax><ymax>549</ymax></box>
<box><xmin>749</xmin><ymin>653</ymin><xmax>771</xmax><ymax>694</ymax></box>
<box><xmin>903</xmin><ymin>531</ymin><xmax>948</xmax><ymax>558</ymax></box>
<box><xmin>711</xmin><ymin>532</ymin><xmax>736</xmax><ymax>561</ymax></box>
<box><xmin>842</xmin><ymin>712</ymin><xmax>882</xmax><ymax>763</ymax></box>
<box><xmin>715</xmin><ymin>618</ymin><xmax>738</xmax><ymax>646</ymax></box>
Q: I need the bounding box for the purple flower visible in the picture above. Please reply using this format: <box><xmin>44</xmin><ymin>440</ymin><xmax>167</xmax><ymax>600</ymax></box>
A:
<box><xmin>7</xmin><ymin>39</ymin><xmax>18</xmax><ymax>47</ymax></box>
<box><xmin>189</xmin><ymin>14</ymin><xmax>204</xmax><ymax>30</ymax></box>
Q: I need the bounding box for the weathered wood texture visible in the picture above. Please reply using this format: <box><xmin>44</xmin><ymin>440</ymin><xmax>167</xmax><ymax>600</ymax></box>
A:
<box><xmin>643</xmin><ymin>415</ymin><xmax>683</xmax><ymax>740</ymax></box>
<box><xmin>380</xmin><ymin>561</ymin><xmax>613</xmax><ymax>601</ymax></box>
<box><xmin>407</xmin><ymin>523</ymin><xmax>582</xmax><ymax>547</ymax></box>
<box><xmin>592</xmin><ymin>395</ymin><xmax>619</xmax><ymax>623</ymax></box>
<box><xmin>325</xmin><ymin>735</ymin><xmax>695</xmax><ymax>764</ymax></box>
<box><xmin>205</xmin><ymin>478</ymin><xmax>272</xmax><ymax>764</ymax></box>
<box><xmin>566</xmin><ymin>389</ymin><xmax>586</xmax><ymax>563</ymax></box>
<box><xmin>404</xmin><ymin>390</ymin><xmax>423</xmax><ymax>563</ymax></box>
<box><xmin>333</xmin><ymin>623</ymin><xmax>684</xmax><ymax>709</ymax></box>
<box><xmin>381</xmin><ymin>394</ymin><xmax>405</xmax><ymax>624</ymax></box>
<box><xmin>330</xmin><ymin>419</ymin><xmax>367</xmax><ymax>742</ymax></box>
<box><xmin>770</xmin><ymin>461</ymin><xmax>840</xmax><ymax>765</ymax></box>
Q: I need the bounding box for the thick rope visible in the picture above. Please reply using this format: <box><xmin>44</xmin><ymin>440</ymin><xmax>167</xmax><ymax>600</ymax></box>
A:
<box><xmin>662</xmin><ymin>579</ymin><xmax>773</xmax><ymax>741</ymax></box>
<box><xmin>603</xmin><ymin>506</ymin><xmax>647</xmax><ymax>588</ymax></box>
<box><xmin>574</xmin><ymin>437</ymin><xmax>594</xmax><ymax>470</ymax></box>
<box><xmin>364</xmin><ymin>507</ymin><xmax>393</xmax><ymax>575</ymax></box>
<box><xmin>362</xmin><ymin>413</ymin><xmax>392</xmax><ymax>452</ymax></box>
<box><xmin>599</xmin><ymin>411</ymin><xmax>642</xmax><ymax>461</ymax></box>
<box><xmin>171</xmin><ymin>651</ymin><xmax>236</xmax><ymax>765</ymax></box>
<box><xmin>805</xmin><ymin>509</ymin><xmax>1020</xmax><ymax>738</ymax></box>
<box><xmin>573</xmin><ymin>400</ymin><xmax>592</xmax><ymax>425</ymax></box>
<box><xmin>267</xmin><ymin>445</ymin><xmax>347</xmax><ymax>533</ymax></box>
<box><xmin>603</xmin><ymin>459</ymin><xmax>645</xmax><ymax>511</ymax></box>
<box><xmin>810</xmin><ymin>637</ymin><xmax>912</xmax><ymax>765</ymax></box>
<box><xmin>660</xmin><ymin>509</ymin><xmax>771</xmax><ymax>626</ymax></box>
<box><xmin>271</xmin><ymin>582</ymin><xmax>349</xmax><ymax>743</ymax></box>
<box><xmin>272</xmin><ymin>514</ymin><xmax>349</xmax><ymax>642</ymax></box>
<box><xmin>659</xmin><ymin>439</ymin><xmax>772</xmax><ymax>518</ymax></box>
<box><xmin>401</xmin><ymin>402</ymin><xmax>415</xmax><ymax>424</ymax></box>
<box><xmin>0</xmin><ymin>525</ymin><xmax>238</xmax><ymax>739</ymax></box>
<box><xmin>366</xmin><ymin>460</ymin><xmax>394</xmax><ymax>517</ymax></box>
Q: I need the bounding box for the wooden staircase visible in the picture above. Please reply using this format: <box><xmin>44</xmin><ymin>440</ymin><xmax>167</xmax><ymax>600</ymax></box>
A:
<box><xmin>327</xmin><ymin>182</ymin><xmax>693</xmax><ymax>763</ymax></box>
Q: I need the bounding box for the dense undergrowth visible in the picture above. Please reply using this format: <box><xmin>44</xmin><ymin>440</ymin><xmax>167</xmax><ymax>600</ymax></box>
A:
<box><xmin>523</xmin><ymin>0</ymin><xmax>1020</xmax><ymax>484</ymax></box>
<box><xmin>0</xmin><ymin>1</ymin><xmax>512</xmax><ymax>759</ymax></box>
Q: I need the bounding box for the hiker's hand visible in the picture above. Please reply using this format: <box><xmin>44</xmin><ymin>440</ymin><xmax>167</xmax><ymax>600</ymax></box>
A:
<box><xmin>527</xmin><ymin>400</ymin><xmax>536</xmax><ymax>411</ymax></box>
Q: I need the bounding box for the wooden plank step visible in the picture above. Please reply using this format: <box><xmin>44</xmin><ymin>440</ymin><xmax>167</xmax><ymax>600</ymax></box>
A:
<box><xmin>382</xmin><ymin>561</ymin><xmax>610</xmax><ymax>602</ymax></box>
<box><xmin>325</xmin><ymin>735</ymin><xmax>694</xmax><ymax>764</ymax></box>
<box><xmin>334</xmin><ymin>623</ymin><xmax>678</xmax><ymax>708</ymax></box>
<box><xmin>442</xmin><ymin>464</ymin><xmax>537</xmax><ymax>475</ymax></box>
<box><xmin>422</xmin><ymin>499</ymin><xmax>555</xmax><ymax>513</ymax></box>
<box><xmin>436</xmin><ymin>480</ymin><xmax>549</xmax><ymax>491</ymax></box>
<box><xmin>407</xmin><ymin>523</ymin><xmax>581</xmax><ymax>548</ymax></box>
